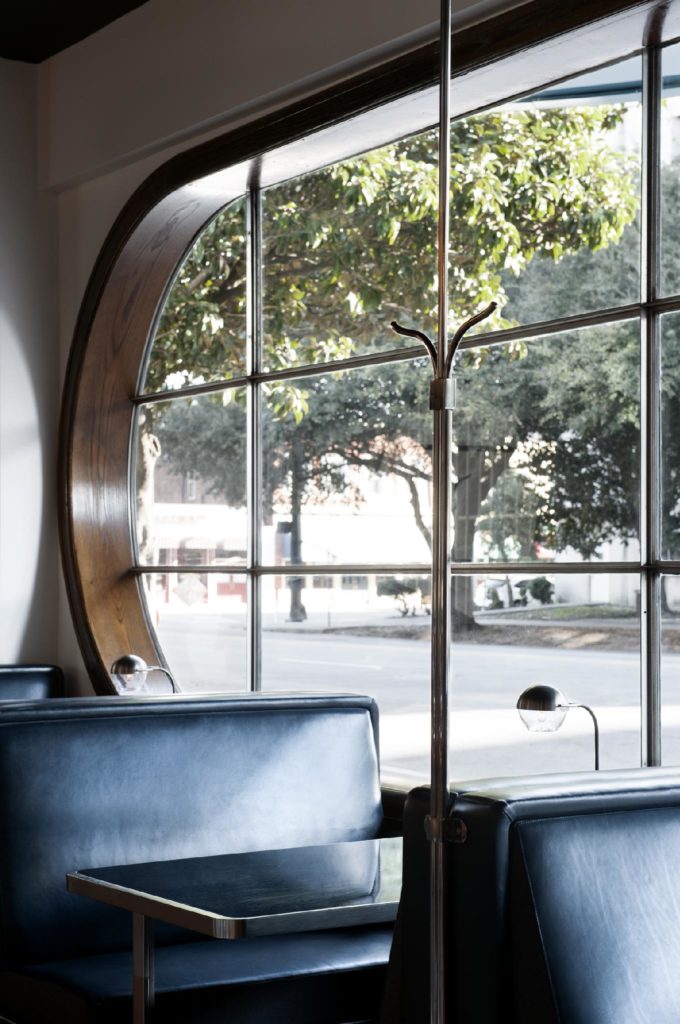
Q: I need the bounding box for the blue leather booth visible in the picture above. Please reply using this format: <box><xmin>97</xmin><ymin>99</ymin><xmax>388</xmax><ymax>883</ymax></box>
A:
<box><xmin>0</xmin><ymin>693</ymin><xmax>394</xmax><ymax>1024</ymax></box>
<box><xmin>384</xmin><ymin>769</ymin><xmax>680</xmax><ymax>1024</ymax></box>
<box><xmin>0</xmin><ymin>664</ymin><xmax>64</xmax><ymax>700</ymax></box>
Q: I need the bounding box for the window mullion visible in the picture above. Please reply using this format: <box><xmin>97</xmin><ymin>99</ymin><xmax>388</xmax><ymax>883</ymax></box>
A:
<box><xmin>640</xmin><ymin>42</ymin><xmax>662</xmax><ymax>766</ymax></box>
<box><xmin>247</xmin><ymin>185</ymin><xmax>263</xmax><ymax>692</ymax></box>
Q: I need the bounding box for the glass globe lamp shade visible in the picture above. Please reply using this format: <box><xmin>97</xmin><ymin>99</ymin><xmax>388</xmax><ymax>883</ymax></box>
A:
<box><xmin>110</xmin><ymin>654</ymin><xmax>149</xmax><ymax>692</ymax></box>
<box><xmin>517</xmin><ymin>685</ymin><xmax>568</xmax><ymax>733</ymax></box>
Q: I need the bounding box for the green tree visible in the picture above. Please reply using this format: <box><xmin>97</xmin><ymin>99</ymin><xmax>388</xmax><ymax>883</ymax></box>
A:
<box><xmin>143</xmin><ymin>104</ymin><xmax>640</xmax><ymax>621</ymax></box>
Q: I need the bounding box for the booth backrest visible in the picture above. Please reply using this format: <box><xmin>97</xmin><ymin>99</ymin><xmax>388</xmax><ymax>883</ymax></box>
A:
<box><xmin>0</xmin><ymin>694</ymin><xmax>381</xmax><ymax>968</ymax></box>
<box><xmin>388</xmin><ymin>769</ymin><xmax>680</xmax><ymax>1024</ymax></box>
<box><xmin>452</xmin><ymin>769</ymin><xmax>680</xmax><ymax>1023</ymax></box>
<box><xmin>0</xmin><ymin>664</ymin><xmax>64</xmax><ymax>700</ymax></box>
<box><xmin>510</xmin><ymin>804</ymin><xmax>680</xmax><ymax>1024</ymax></box>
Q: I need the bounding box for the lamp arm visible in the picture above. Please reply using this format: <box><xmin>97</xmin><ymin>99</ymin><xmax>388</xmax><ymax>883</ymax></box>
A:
<box><xmin>572</xmin><ymin>703</ymin><xmax>600</xmax><ymax>771</ymax></box>
<box><xmin>146</xmin><ymin>666</ymin><xmax>179</xmax><ymax>693</ymax></box>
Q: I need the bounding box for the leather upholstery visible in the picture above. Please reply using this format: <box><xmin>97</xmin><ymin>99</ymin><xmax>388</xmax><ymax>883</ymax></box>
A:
<box><xmin>512</xmin><ymin>806</ymin><xmax>680</xmax><ymax>1024</ymax></box>
<box><xmin>384</xmin><ymin>769</ymin><xmax>680</xmax><ymax>1024</ymax></box>
<box><xmin>0</xmin><ymin>664</ymin><xmax>64</xmax><ymax>700</ymax></box>
<box><xmin>0</xmin><ymin>693</ymin><xmax>387</xmax><ymax>1023</ymax></box>
<box><xmin>452</xmin><ymin>769</ymin><xmax>680</xmax><ymax>1023</ymax></box>
<box><xmin>1</xmin><ymin>926</ymin><xmax>393</xmax><ymax>1023</ymax></box>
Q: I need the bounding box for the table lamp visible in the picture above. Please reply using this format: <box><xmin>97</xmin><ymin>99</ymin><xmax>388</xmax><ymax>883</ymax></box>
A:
<box><xmin>517</xmin><ymin>684</ymin><xmax>599</xmax><ymax>770</ymax></box>
<box><xmin>110</xmin><ymin>654</ymin><xmax>177</xmax><ymax>693</ymax></box>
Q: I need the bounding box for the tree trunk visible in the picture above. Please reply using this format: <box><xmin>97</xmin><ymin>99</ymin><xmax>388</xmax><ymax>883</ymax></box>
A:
<box><xmin>451</xmin><ymin>444</ymin><xmax>513</xmax><ymax>630</ymax></box>
<box><xmin>451</xmin><ymin>446</ymin><xmax>481</xmax><ymax>630</ymax></box>
<box><xmin>288</xmin><ymin>437</ymin><xmax>307</xmax><ymax>622</ymax></box>
<box><xmin>661</xmin><ymin>577</ymin><xmax>672</xmax><ymax>616</ymax></box>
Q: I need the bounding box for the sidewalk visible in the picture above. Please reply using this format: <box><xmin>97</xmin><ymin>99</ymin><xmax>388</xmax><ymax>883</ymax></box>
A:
<box><xmin>261</xmin><ymin>604</ymin><xmax>680</xmax><ymax>652</ymax></box>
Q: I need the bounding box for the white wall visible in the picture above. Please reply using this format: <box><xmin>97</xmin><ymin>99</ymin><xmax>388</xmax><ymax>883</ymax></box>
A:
<box><xmin>39</xmin><ymin>0</ymin><xmax>529</xmax><ymax>191</ymax></box>
<box><xmin>40</xmin><ymin>0</ymin><xmax>529</xmax><ymax>687</ymax></box>
<box><xmin>0</xmin><ymin>59</ymin><xmax>58</xmax><ymax>663</ymax></box>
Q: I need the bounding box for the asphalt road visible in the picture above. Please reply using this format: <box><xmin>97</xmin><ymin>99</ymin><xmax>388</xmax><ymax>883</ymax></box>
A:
<box><xmin>155</xmin><ymin>613</ymin><xmax>680</xmax><ymax>780</ymax></box>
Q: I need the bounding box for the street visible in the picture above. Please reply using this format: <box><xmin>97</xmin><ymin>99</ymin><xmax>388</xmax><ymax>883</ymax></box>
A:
<box><xmin>155</xmin><ymin>612</ymin><xmax>680</xmax><ymax>781</ymax></box>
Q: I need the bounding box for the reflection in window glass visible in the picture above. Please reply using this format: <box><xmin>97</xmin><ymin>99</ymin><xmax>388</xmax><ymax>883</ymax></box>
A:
<box><xmin>261</xmin><ymin>362</ymin><xmax>432</xmax><ymax>569</ymax></box>
<box><xmin>260</xmin><ymin>573</ymin><xmax>431</xmax><ymax>780</ymax></box>
<box><xmin>452</xmin><ymin>321</ymin><xmax>640</xmax><ymax>565</ymax></box>
<box><xmin>661</xmin><ymin>314</ymin><xmax>680</xmax><ymax>559</ymax></box>
<box><xmin>662</xmin><ymin>43</ymin><xmax>680</xmax><ymax>297</ymax></box>
<box><xmin>142</xmin><ymin>198</ymin><xmax>247</xmax><ymax>393</ymax></box>
<box><xmin>144</xmin><ymin>572</ymin><xmax>248</xmax><ymax>692</ymax></box>
<box><xmin>135</xmin><ymin>390</ymin><xmax>247</xmax><ymax>566</ymax></box>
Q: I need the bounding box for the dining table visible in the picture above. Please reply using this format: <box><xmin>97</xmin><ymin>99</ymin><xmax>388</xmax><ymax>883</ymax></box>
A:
<box><xmin>67</xmin><ymin>834</ymin><xmax>402</xmax><ymax>1023</ymax></box>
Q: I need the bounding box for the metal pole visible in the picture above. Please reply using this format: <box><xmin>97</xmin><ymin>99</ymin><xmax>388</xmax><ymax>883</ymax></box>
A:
<box><xmin>390</xmin><ymin>8</ymin><xmax>494</xmax><ymax>1020</ymax></box>
<box><xmin>431</xmin><ymin>2</ymin><xmax>452</xmax><ymax>1022</ymax></box>
<box><xmin>640</xmin><ymin>43</ymin><xmax>662</xmax><ymax>766</ymax></box>
<box><xmin>132</xmin><ymin>913</ymin><xmax>154</xmax><ymax>1024</ymax></box>
<box><xmin>247</xmin><ymin>185</ymin><xmax>263</xmax><ymax>691</ymax></box>
<box><xmin>574</xmin><ymin>704</ymin><xmax>600</xmax><ymax>771</ymax></box>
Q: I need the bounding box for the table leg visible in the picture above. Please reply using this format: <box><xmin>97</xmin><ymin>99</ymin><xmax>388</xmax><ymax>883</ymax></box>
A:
<box><xmin>132</xmin><ymin>913</ymin><xmax>155</xmax><ymax>1023</ymax></box>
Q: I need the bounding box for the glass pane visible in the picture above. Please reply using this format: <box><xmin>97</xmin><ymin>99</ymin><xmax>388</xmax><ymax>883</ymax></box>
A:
<box><xmin>662</xmin><ymin>574</ymin><xmax>680</xmax><ymax>763</ymax></box>
<box><xmin>661</xmin><ymin>43</ymin><xmax>680</xmax><ymax>296</ymax></box>
<box><xmin>453</xmin><ymin>321</ymin><xmax>640</xmax><ymax>563</ymax></box>
<box><xmin>474</xmin><ymin>57</ymin><xmax>641</xmax><ymax>332</ymax></box>
<box><xmin>141</xmin><ymin>198</ymin><xmax>247</xmax><ymax>393</ymax></box>
<box><xmin>450</xmin><ymin>572</ymin><xmax>640</xmax><ymax>779</ymax></box>
<box><xmin>261</xmin><ymin>57</ymin><xmax>641</xmax><ymax>373</ymax></box>
<box><xmin>135</xmin><ymin>389</ymin><xmax>247</xmax><ymax>566</ymax></box>
<box><xmin>261</xmin><ymin>362</ymin><xmax>432</xmax><ymax>569</ymax></box>
<box><xmin>661</xmin><ymin>313</ymin><xmax>680</xmax><ymax>558</ymax></box>
<box><xmin>262</xmin><ymin>143</ymin><xmax>437</xmax><ymax>371</ymax></box>
<box><xmin>260</xmin><ymin>573</ymin><xmax>431</xmax><ymax>781</ymax></box>
<box><xmin>143</xmin><ymin>572</ymin><xmax>248</xmax><ymax>692</ymax></box>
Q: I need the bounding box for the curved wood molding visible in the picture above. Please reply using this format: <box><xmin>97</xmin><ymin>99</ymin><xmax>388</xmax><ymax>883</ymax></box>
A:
<box><xmin>59</xmin><ymin>0</ymin><xmax>665</xmax><ymax>693</ymax></box>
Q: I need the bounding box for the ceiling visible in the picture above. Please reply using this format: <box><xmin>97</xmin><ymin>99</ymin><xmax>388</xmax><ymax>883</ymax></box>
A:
<box><xmin>2</xmin><ymin>1</ymin><xmax>149</xmax><ymax>63</ymax></box>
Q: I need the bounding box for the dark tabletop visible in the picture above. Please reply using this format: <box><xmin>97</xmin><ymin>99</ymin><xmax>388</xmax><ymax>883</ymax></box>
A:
<box><xmin>68</xmin><ymin>836</ymin><xmax>402</xmax><ymax>939</ymax></box>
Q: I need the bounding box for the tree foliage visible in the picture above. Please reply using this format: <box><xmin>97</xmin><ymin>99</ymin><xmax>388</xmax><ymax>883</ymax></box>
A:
<box><xmin>149</xmin><ymin>105</ymin><xmax>636</xmax><ymax>391</ymax></box>
<box><xmin>145</xmin><ymin>102</ymin><xmax>644</xmax><ymax>592</ymax></box>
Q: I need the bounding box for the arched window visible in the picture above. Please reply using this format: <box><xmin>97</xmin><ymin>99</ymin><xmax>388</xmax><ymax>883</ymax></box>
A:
<box><xmin>61</xmin><ymin>2</ymin><xmax>680</xmax><ymax>780</ymax></box>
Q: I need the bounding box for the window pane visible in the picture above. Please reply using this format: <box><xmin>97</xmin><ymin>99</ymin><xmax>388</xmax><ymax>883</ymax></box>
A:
<box><xmin>142</xmin><ymin>572</ymin><xmax>248</xmax><ymax>692</ymax></box>
<box><xmin>261</xmin><ymin>58</ymin><xmax>641</xmax><ymax>374</ymax></box>
<box><xmin>135</xmin><ymin>389</ymin><xmax>247</xmax><ymax>566</ymax></box>
<box><xmin>141</xmin><ymin>198</ymin><xmax>247</xmax><ymax>393</ymax></box>
<box><xmin>262</xmin><ymin>145</ymin><xmax>436</xmax><ymax>371</ymax></box>
<box><xmin>464</xmin><ymin>57</ymin><xmax>641</xmax><ymax>334</ymax></box>
<box><xmin>260</xmin><ymin>573</ymin><xmax>431</xmax><ymax>781</ymax></box>
<box><xmin>661</xmin><ymin>43</ymin><xmax>680</xmax><ymax>297</ymax></box>
<box><xmin>451</xmin><ymin>573</ymin><xmax>641</xmax><ymax>778</ymax></box>
<box><xmin>453</xmin><ymin>321</ymin><xmax>640</xmax><ymax>563</ymax></box>
<box><xmin>261</xmin><ymin>362</ymin><xmax>432</xmax><ymax>568</ymax></box>
<box><xmin>661</xmin><ymin>312</ymin><xmax>680</xmax><ymax>558</ymax></box>
<box><xmin>260</xmin><ymin>571</ymin><xmax>639</xmax><ymax>781</ymax></box>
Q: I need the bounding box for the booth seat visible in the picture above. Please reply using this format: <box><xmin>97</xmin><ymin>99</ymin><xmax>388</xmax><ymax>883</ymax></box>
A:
<box><xmin>384</xmin><ymin>769</ymin><xmax>680</xmax><ymax>1024</ymax></box>
<box><xmin>0</xmin><ymin>693</ymin><xmax>394</xmax><ymax>1024</ymax></box>
<box><xmin>0</xmin><ymin>664</ymin><xmax>64</xmax><ymax>700</ymax></box>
